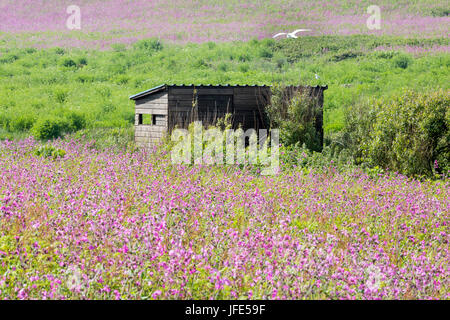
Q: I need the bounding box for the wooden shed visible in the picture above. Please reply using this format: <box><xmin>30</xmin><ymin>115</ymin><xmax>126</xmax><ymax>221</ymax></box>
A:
<box><xmin>129</xmin><ymin>84</ymin><xmax>327</xmax><ymax>150</ymax></box>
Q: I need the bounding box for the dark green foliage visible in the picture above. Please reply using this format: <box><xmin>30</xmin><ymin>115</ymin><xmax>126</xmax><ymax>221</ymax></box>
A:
<box><xmin>238</xmin><ymin>64</ymin><xmax>249</xmax><ymax>73</ymax></box>
<box><xmin>0</xmin><ymin>53</ymin><xmax>19</xmax><ymax>64</ymax></box>
<box><xmin>53</xmin><ymin>88</ymin><xmax>69</xmax><ymax>103</ymax></box>
<box><xmin>193</xmin><ymin>58</ymin><xmax>209</xmax><ymax>68</ymax></box>
<box><xmin>258</xmin><ymin>47</ymin><xmax>273</xmax><ymax>58</ymax></box>
<box><xmin>9</xmin><ymin>114</ymin><xmax>36</xmax><ymax>132</ymax></box>
<box><xmin>266</xmin><ymin>85</ymin><xmax>323</xmax><ymax>152</ymax></box>
<box><xmin>238</xmin><ymin>53</ymin><xmax>251</xmax><ymax>62</ymax></box>
<box><xmin>61</xmin><ymin>58</ymin><xmax>77</xmax><ymax>68</ymax></box>
<box><xmin>31</xmin><ymin>116</ymin><xmax>68</xmax><ymax>141</ymax></box>
<box><xmin>76</xmin><ymin>73</ymin><xmax>95</xmax><ymax>83</ymax></box>
<box><xmin>393</xmin><ymin>54</ymin><xmax>412</xmax><ymax>69</ymax></box>
<box><xmin>331</xmin><ymin>51</ymin><xmax>362</xmax><ymax>62</ymax></box>
<box><xmin>344</xmin><ymin>89</ymin><xmax>449</xmax><ymax>177</ymax></box>
<box><xmin>24</xmin><ymin>48</ymin><xmax>36</xmax><ymax>54</ymax></box>
<box><xmin>217</xmin><ymin>62</ymin><xmax>228</xmax><ymax>72</ymax></box>
<box><xmin>430</xmin><ymin>7</ymin><xmax>449</xmax><ymax>17</ymax></box>
<box><xmin>275</xmin><ymin>57</ymin><xmax>288</xmax><ymax>69</ymax></box>
<box><xmin>65</xmin><ymin>111</ymin><xmax>86</xmax><ymax>132</ymax></box>
<box><xmin>77</xmin><ymin>57</ymin><xmax>88</xmax><ymax>67</ymax></box>
<box><xmin>53</xmin><ymin>48</ymin><xmax>65</xmax><ymax>55</ymax></box>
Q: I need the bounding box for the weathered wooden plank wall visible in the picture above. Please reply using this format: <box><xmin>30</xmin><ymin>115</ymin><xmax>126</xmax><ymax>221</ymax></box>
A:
<box><xmin>134</xmin><ymin>92</ymin><xmax>168</xmax><ymax>149</ymax></box>
<box><xmin>167</xmin><ymin>86</ymin><xmax>271</xmax><ymax>132</ymax></box>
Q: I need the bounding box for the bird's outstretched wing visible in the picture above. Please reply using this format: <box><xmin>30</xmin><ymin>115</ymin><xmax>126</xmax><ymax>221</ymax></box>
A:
<box><xmin>273</xmin><ymin>33</ymin><xmax>287</xmax><ymax>38</ymax></box>
<box><xmin>290</xmin><ymin>29</ymin><xmax>312</xmax><ymax>36</ymax></box>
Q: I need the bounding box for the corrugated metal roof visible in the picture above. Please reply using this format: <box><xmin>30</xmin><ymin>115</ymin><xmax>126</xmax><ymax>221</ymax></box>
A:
<box><xmin>130</xmin><ymin>84</ymin><xmax>328</xmax><ymax>100</ymax></box>
<box><xmin>129</xmin><ymin>84</ymin><xmax>167</xmax><ymax>100</ymax></box>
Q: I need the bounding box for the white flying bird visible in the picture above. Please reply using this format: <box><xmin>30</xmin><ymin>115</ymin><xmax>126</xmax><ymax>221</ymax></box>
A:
<box><xmin>273</xmin><ymin>29</ymin><xmax>312</xmax><ymax>39</ymax></box>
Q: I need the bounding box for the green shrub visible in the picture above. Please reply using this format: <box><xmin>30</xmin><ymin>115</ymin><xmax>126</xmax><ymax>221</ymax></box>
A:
<box><xmin>217</xmin><ymin>62</ymin><xmax>228</xmax><ymax>72</ymax></box>
<box><xmin>266</xmin><ymin>84</ymin><xmax>323</xmax><ymax>152</ymax></box>
<box><xmin>24</xmin><ymin>48</ymin><xmax>36</xmax><ymax>54</ymax></box>
<box><xmin>115</xmin><ymin>75</ymin><xmax>130</xmax><ymax>84</ymax></box>
<box><xmin>258</xmin><ymin>47</ymin><xmax>273</xmax><ymax>59</ymax></box>
<box><xmin>32</xmin><ymin>116</ymin><xmax>68</xmax><ymax>141</ymax></box>
<box><xmin>275</xmin><ymin>57</ymin><xmax>288</xmax><ymax>69</ymax></box>
<box><xmin>53</xmin><ymin>88</ymin><xmax>69</xmax><ymax>103</ymax></box>
<box><xmin>238</xmin><ymin>64</ymin><xmax>249</xmax><ymax>73</ymax></box>
<box><xmin>34</xmin><ymin>144</ymin><xmax>66</xmax><ymax>159</ymax></box>
<box><xmin>393</xmin><ymin>54</ymin><xmax>412</xmax><ymax>69</ymax></box>
<box><xmin>238</xmin><ymin>53</ymin><xmax>251</xmax><ymax>62</ymax></box>
<box><xmin>61</xmin><ymin>58</ymin><xmax>77</xmax><ymax>68</ymax></box>
<box><xmin>331</xmin><ymin>50</ymin><xmax>363</xmax><ymax>62</ymax></box>
<box><xmin>0</xmin><ymin>111</ymin><xmax>10</xmax><ymax>130</ymax></box>
<box><xmin>193</xmin><ymin>58</ymin><xmax>209</xmax><ymax>68</ymax></box>
<box><xmin>9</xmin><ymin>114</ymin><xmax>36</xmax><ymax>132</ymax></box>
<box><xmin>77</xmin><ymin>57</ymin><xmax>88</xmax><ymax>67</ymax></box>
<box><xmin>76</xmin><ymin>73</ymin><xmax>95</xmax><ymax>83</ymax></box>
<box><xmin>345</xmin><ymin>89</ymin><xmax>449</xmax><ymax>177</ymax></box>
<box><xmin>53</xmin><ymin>48</ymin><xmax>65</xmax><ymax>55</ymax></box>
<box><xmin>65</xmin><ymin>111</ymin><xmax>86</xmax><ymax>132</ymax></box>
<box><xmin>431</xmin><ymin>7</ymin><xmax>449</xmax><ymax>17</ymax></box>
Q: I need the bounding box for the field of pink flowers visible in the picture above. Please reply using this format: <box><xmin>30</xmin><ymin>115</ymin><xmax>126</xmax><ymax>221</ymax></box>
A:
<box><xmin>0</xmin><ymin>138</ymin><xmax>448</xmax><ymax>299</ymax></box>
<box><xmin>0</xmin><ymin>0</ymin><xmax>449</xmax><ymax>48</ymax></box>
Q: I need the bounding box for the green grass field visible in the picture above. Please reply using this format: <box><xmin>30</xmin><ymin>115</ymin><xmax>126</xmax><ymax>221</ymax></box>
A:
<box><xmin>1</xmin><ymin>35</ymin><xmax>448</xmax><ymax>141</ymax></box>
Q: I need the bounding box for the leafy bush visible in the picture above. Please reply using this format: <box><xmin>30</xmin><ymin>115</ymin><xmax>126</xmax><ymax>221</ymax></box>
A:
<box><xmin>53</xmin><ymin>88</ymin><xmax>69</xmax><ymax>103</ymax></box>
<box><xmin>393</xmin><ymin>54</ymin><xmax>412</xmax><ymax>69</ymax></box>
<box><xmin>238</xmin><ymin>53</ymin><xmax>251</xmax><ymax>62</ymax></box>
<box><xmin>275</xmin><ymin>57</ymin><xmax>288</xmax><ymax>69</ymax></box>
<box><xmin>34</xmin><ymin>144</ymin><xmax>66</xmax><ymax>159</ymax></box>
<box><xmin>331</xmin><ymin>50</ymin><xmax>362</xmax><ymax>62</ymax></box>
<box><xmin>77</xmin><ymin>57</ymin><xmax>88</xmax><ymax>67</ymax></box>
<box><xmin>65</xmin><ymin>111</ymin><xmax>87</xmax><ymax>132</ymax></box>
<box><xmin>217</xmin><ymin>62</ymin><xmax>228</xmax><ymax>72</ymax></box>
<box><xmin>53</xmin><ymin>47</ymin><xmax>65</xmax><ymax>55</ymax></box>
<box><xmin>31</xmin><ymin>116</ymin><xmax>68</xmax><ymax>141</ymax></box>
<box><xmin>0</xmin><ymin>53</ymin><xmax>19</xmax><ymax>64</ymax></box>
<box><xmin>430</xmin><ymin>7</ymin><xmax>449</xmax><ymax>17</ymax></box>
<box><xmin>345</xmin><ymin>89</ymin><xmax>449</xmax><ymax>177</ymax></box>
<box><xmin>238</xmin><ymin>64</ymin><xmax>249</xmax><ymax>73</ymax></box>
<box><xmin>266</xmin><ymin>85</ymin><xmax>323</xmax><ymax>152</ymax></box>
<box><xmin>61</xmin><ymin>58</ymin><xmax>77</xmax><ymax>68</ymax></box>
<box><xmin>9</xmin><ymin>114</ymin><xmax>36</xmax><ymax>132</ymax></box>
<box><xmin>258</xmin><ymin>47</ymin><xmax>273</xmax><ymax>58</ymax></box>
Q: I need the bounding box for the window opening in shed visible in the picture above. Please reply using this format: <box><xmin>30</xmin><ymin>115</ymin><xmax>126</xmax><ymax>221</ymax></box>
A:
<box><xmin>138</xmin><ymin>114</ymin><xmax>153</xmax><ymax>125</ymax></box>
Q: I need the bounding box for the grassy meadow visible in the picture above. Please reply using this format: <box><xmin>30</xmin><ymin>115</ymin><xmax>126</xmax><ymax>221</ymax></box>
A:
<box><xmin>0</xmin><ymin>35</ymin><xmax>448</xmax><ymax>140</ymax></box>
